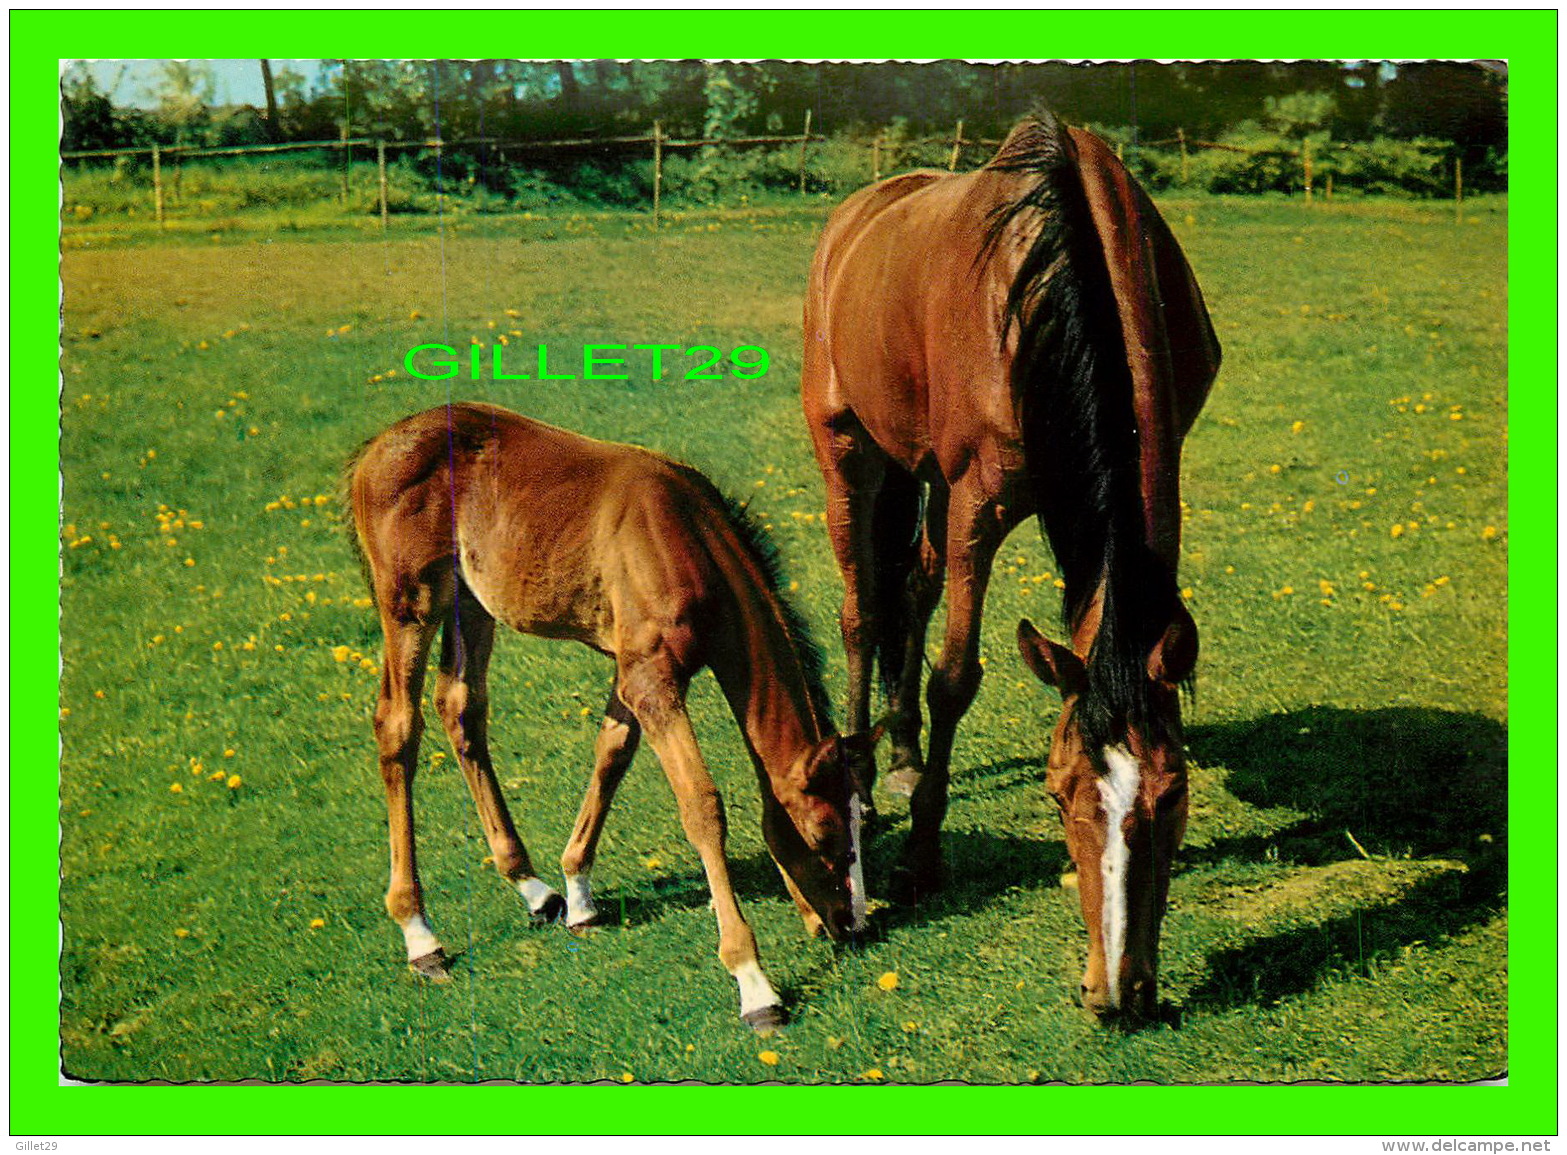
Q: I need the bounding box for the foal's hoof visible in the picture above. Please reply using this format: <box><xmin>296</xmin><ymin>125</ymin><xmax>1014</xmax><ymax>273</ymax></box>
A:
<box><xmin>742</xmin><ymin>1005</ymin><xmax>787</xmax><ymax>1035</ymax></box>
<box><xmin>567</xmin><ymin>910</ymin><xmax>603</xmax><ymax>935</ymax></box>
<box><xmin>888</xmin><ymin>860</ymin><xmax>945</xmax><ymax>907</ymax></box>
<box><xmin>408</xmin><ymin>949</ymin><xmax>452</xmax><ymax>983</ymax></box>
<box><xmin>882</xmin><ymin>767</ymin><xmax>922</xmax><ymax>798</ymax></box>
<box><xmin>529</xmin><ymin>892</ymin><xmax>567</xmax><ymax>926</ymax></box>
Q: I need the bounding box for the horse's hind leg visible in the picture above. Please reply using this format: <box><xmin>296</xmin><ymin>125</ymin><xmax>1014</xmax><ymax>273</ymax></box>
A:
<box><xmin>894</xmin><ymin>482</ymin><xmax>1002</xmax><ymax>905</ymax></box>
<box><xmin>434</xmin><ymin>582</ymin><xmax>564</xmax><ymax>924</ymax></box>
<box><xmin>811</xmin><ymin>413</ymin><xmax>889</xmax><ymax>746</ymax></box>
<box><xmin>559</xmin><ymin>679</ymin><xmax>642</xmax><ymax>929</ymax></box>
<box><xmin>374</xmin><ymin>601</ymin><xmax>445</xmax><ymax>978</ymax></box>
<box><xmin>883</xmin><ymin>479</ymin><xmax>947</xmax><ymax>795</ymax></box>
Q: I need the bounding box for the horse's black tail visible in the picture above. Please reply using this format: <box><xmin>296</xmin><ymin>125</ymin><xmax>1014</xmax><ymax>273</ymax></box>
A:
<box><xmin>869</xmin><ymin>465</ymin><xmax>923</xmax><ymax>699</ymax></box>
<box><xmin>984</xmin><ymin>111</ymin><xmax>1181</xmax><ymax>750</ymax></box>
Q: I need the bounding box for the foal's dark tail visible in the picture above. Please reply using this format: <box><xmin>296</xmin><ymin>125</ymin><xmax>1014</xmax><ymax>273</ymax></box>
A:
<box><xmin>339</xmin><ymin>434</ymin><xmax>378</xmax><ymax>605</ymax></box>
<box><xmin>983</xmin><ymin>112</ymin><xmax>1184</xmax><ymax>749</ymax></box>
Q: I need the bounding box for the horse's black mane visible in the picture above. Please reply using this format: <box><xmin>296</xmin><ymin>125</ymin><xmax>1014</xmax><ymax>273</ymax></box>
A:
<box><xmin>704</xmin><ymin>482</ymin><xmax>837</xmax><ymax>732</ymax></box>
<box><xmin>982</xmin><ymin>111</ymin><xmax>1186</xmax><ymax>749</ymax></box>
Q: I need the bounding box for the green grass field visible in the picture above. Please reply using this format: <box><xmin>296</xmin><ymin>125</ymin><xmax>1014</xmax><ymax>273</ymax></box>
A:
<box><xmin>58</xmin><ymin>193</ymin><xmax>1507</xmax><ymax>1084</ymax></box>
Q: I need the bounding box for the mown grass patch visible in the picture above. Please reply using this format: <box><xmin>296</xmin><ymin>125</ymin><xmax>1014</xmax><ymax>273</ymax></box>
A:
<box><xmin>59</xmin><ymin>195</ymin><xmax>1506</xmax><ymax>1083</ymax></box>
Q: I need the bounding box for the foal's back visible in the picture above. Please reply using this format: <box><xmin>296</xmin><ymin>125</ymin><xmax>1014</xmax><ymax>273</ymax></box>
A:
<box><xmin>349</xmin><ymin>402</ymin><xmax>726</xmax><ymax>657</ymax></box>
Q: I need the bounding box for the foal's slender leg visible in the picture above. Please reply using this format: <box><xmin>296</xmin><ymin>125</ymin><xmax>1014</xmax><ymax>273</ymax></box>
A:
<box><xmin>558</xmin><ymin>680</ymin><xmax>642</xmax><ymax>929</ymax></box>
<box><xmin>895</xmin><ymin>483</ymin><xmax>1001</xmax><ymax>903</ymax></box>
<box><xmin>433</xmin><ymin>583</ymin><xmax>564</xmax><ymax>924</ymax></box>
<box><xmin>621</xmin><ymin>661</ymin><xmax>783</xmax><ymax>1032</ymax></box>
<box><xmin>374</xmin><ymin>609</ymin><xmax>445</xmax><ymax>977</ymax></box>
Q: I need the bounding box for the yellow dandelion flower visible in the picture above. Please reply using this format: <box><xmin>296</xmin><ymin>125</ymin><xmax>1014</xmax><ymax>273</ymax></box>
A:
<box><xmin>227</xmin><ymin>775</ymin><xmax>242</xmax><ymax>789</ymax></box>
<box><xmin>170</xmin><ymin>782</ymin><xmax>183</xmax><ymax>794</ymax></box>
<box><xmin>213</xmin><ymin>641</ymin><xmax>223</xmax><ymax>651</ymax></box>
<box><xmin>309</xmin><ymin>918</ymin><xmax>326</xmax><ymax>929</ymax></box>
<box><xmin>860</xmin><ymin>1068</ymin><xmax>884</xmax><ymax>1081</ymax></box>
<box><xmin>620</xmin><ymin>1072</ymin><xmax>634</xmax><ymax>1084</ymax></box>
<box><xmin>185</xmin><ymin>558</ymin><xmax>196</xmax><ymax>567</ymax></box>
<box><xmin>758</xmin><ymin>1050</ymin><xmax>780</xmax><ymax>1066</ymax></box>
<box><xmin>1363</xmin><ymin>582</ymin><xmax>1377</xmax><ymax>591</ymax></box>
<box><xmin>1280</xmin><ymin>585</ymin><xmax>1294</xmax><ymax>596</ymax></box>
<box><xmin>644</xmin><ymin>857</ymin><xmax>662</xmax><ymax>871</ymax></box>
<box><xmin>1434</xmin><ymin>575</ymin><xmax>1450</xmax><ymax>586</ymax></box>
<box><xmin>877</xmin><ymin>971</ymin><xmax>900</xmax><ymax>992</ymax></box>
<box><xmin>1269</xmin><ymin>464</ymin><xmax>1282</xmax><ymax>474</ymax></box>
<box><xmin>1449</xmin><ymin>412</ymin><xmax>1463</xmax><ymax>421</ymax></box>
<box><xmin>1290</xmin><ymin>420</ymin><xmax>1305</xmax><ymax>434</ymax></box>
<box><xmin>902</xmin><ymin>1021</ymin><xmax>918</xmax><ymax>1033</ymax></box>
<box><xmin>210</xmin><ymin>770</ymin><xmax>226</xmax><ymax>781</ymax></box>
<box><xmin>175</xmin><ymin>928</ymin><xmax>190</xmax><ymax>938</ymax></box>
<box><xmin>1180</xmin><ymin>588</ymin><xmax>1194</xmax><ymax>600</ymax></box>
<box><xmin>1302</xmin><ymin>499</ymin><xmax>1315</xmax><ymax>513</ymax></box>
<box><xmin>1482</xmin><ymin>526</ymin><xmax>1497</xmax><ymax>540</ymax></box>
<box><xmin>1456</xmin><ymin>466</ymin><xmax>1467</xmax><ymax>475</ymax></box>
<box><xmin>1390</xmin><ymin>525</ymin><xmax>1404</xmax><ymax>538</ymax></box>
<box><xmin>94</xmin><ymin>689</ymin><xmax>106</xmax><ymax>699</ymax></box>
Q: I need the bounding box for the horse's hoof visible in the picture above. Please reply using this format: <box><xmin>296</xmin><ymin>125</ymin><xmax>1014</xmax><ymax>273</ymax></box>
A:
<box><xmin>742</xmin><ymin>1005</ymin><xmax>787</xmax><ymax>1035</ymax></box>
<box><xmin>887</xmin><ymin>861</ymin><xmax>945</xmax><ymax>907</ymax></box>
<box><xmin>408</xmin><ymin>949</ymin><xmax>452</xmax><ymax>983</ymax></box>
<box><xmin>883</xmin><ymin>767</ymin><xmax>922</xmax><ymax>797</ymax></box>
<box><xmin>529</xmin><ymin>892</ymin><xmax>567</xmax><ymax>926</ymax></box>
<box><xmin>567</xmin><ymin>911</ymin><xmax>602</xmax><ymax>935</ymax></box>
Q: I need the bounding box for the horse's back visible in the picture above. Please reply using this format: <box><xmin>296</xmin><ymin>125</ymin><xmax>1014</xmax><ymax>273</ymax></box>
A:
<box><xmin>805</xmin><ymin>167</ymin><xmax>1029</xmax><ymax>478</ymax></box>
<box><xmin>350</xmin><ymin>403</ymin><xmax>726</xmax><ymax>653</ymax></box>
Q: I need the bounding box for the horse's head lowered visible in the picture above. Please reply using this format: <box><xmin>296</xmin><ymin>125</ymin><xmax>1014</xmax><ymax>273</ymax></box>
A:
<box><xmin>764</xmin><ymin>729</ymin><xmax>879</xmax><ymax>943</ymax></box>
<box><xmin>1017</xmin><ymin>607</ymin><xmax>1197</xmax><ymax>1020</ymax></box>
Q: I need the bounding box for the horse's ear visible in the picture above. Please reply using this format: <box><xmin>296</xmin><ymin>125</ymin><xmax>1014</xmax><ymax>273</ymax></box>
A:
<box><xmin>793</xmin><ymin>735</ymin><xmax>852</xmax><ymax>796</ymax></box>
<box><xmin>1148</xmin><ymin>603</ymin><xmax>1199</xmax><ymax>685</ymax></box>
<box><xmin>1018</xmin><ymin>619</ymin><xmax>1086</xmax><ymax>698</ymax></box>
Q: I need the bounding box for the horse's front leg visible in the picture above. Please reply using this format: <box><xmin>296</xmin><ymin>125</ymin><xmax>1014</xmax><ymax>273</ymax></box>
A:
<box><xmin>559</xmin><ymin>679</ymin><xmax>642</xmax><ymax>929</ymax></box>
<box><xmin>620</xmin><ymin>660</ymin><xmax>784</xmax><ymax>1033</ymax></box>
<box><xmin>893</xmin><ymin>483</ymin><xmax>1001</xmax><ymax>905</ymax></box>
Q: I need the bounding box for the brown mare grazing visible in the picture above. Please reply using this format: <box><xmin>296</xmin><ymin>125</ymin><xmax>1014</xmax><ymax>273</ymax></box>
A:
<box><xmin>802</xmin><ymin>112</ymin><xmax>1220</xmax><ymax>1019</ymax></box>
<box><xmin>347</xmin><ymin>402</ymin><xmax>875</xmax><ymax>1031</ymax></box>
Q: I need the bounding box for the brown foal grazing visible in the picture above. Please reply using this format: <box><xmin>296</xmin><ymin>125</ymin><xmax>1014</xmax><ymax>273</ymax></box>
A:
<box><xmin>347</xmin><ymin>402</ymin><xmax>873</xmax><ymax>1031</ymax></box>
<box><xmin>802</xmin><ymin>113</ymin><xmax>1219</xmax><ymax>1019</ymax></box>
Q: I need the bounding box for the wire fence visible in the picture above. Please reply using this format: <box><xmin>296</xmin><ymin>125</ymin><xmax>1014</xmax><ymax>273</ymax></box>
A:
<box><xmin>60</xmin><ymin>115</ymin><xmax>1475</xmax><ymax>231</ymax></box>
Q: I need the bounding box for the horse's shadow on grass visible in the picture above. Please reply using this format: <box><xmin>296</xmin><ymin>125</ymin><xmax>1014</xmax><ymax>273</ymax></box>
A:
<box><xmin>1178</xmin><ymin>706</ymin><xmax>1507</xmax><ymax>1015</ymax></box>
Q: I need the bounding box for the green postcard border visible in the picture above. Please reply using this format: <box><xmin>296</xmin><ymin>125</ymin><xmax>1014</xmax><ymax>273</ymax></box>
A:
<box><xmin>14</xmin><ymin>7</ymin><xmax>1556</xmax><ymax>1138</ymax></box>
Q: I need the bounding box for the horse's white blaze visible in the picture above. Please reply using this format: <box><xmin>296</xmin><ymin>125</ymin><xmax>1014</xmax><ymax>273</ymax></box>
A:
<box><xmin>565</xmin><ymin>872</ymin><xmax>596</xmax><ymax>926</ymax></box>
<box><xmin>848</xmin><ymin>794</ymin><xmax>867</xmax><ymax>932</ymax></box>
<box><xmin>733</xmin><ymin>960</ymin><xmax>782</xmax><ymax>1016</ymax></box>
<box><xmin>400</xmin><ymin>914</ymin><xmax>442</xmax><ymax>961</ymax></box>
<box><xmin>1097</xmin><ymin>745</ymin><xmax>1140</xmax><ymax>1008</ymax></box>
<box><xmin>517</xmin><ymin>875</ymin><xmax>559</xmax><ymax>915</ymax></box>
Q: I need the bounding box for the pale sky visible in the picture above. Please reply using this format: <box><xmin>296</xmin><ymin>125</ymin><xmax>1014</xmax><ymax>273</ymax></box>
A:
<box><xmin>69</xmin><ymin>59</ymin><xmax>331</xmax><ymax>109</ymax></box>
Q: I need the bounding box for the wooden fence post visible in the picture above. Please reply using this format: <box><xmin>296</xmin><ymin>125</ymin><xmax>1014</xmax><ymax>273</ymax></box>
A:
<box><xmin>652</xmin><ymin>120</ymin><xmax>663</xmax><ymax>227</ymax></box>
<box><xmin>798</xmin><ymin>110</ymin><xmax>812</xmax><ymax>194</ymax></box>
<box><xmin>152</xmin><ymin>145</ymin><xmax>165</xmax><ymax>228</ymax></box>
<box><xmin>948</xmin><ymin>118</ymin><xmax>964</xmax><ymax>171</ymax></box>
<box><xmin>1454</xmin><ymin>156</ymin><xmax>1463</xmax><ymax>222</ymax></box>
<box><xmin>872</xmin><ymin>131</ymin><xmax>882</xmax><ymax>182</ymax></box>
<box><xmin>1325</xmin><ymin>172</ymin><xmax>1334</xmax><ymax>201</ymax></box>
<box><xmin>340</xmin><ymin>124</ymin><xmax>351</xmax><ymax>205</ymax></box>
<box><xmin>1302</xmin><ymin>139</ymin><xmax>1313</xmax><ymax>204</ymax></box>
<box><xmin>1178</xmin><ymin>127</ymin><xmax>1189</xmax><ymax>185</ymax></box>
<box><xmin>377</xmin><ymin>141</ymin><xmax>388</xmax><ymax>232</ymax></box>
